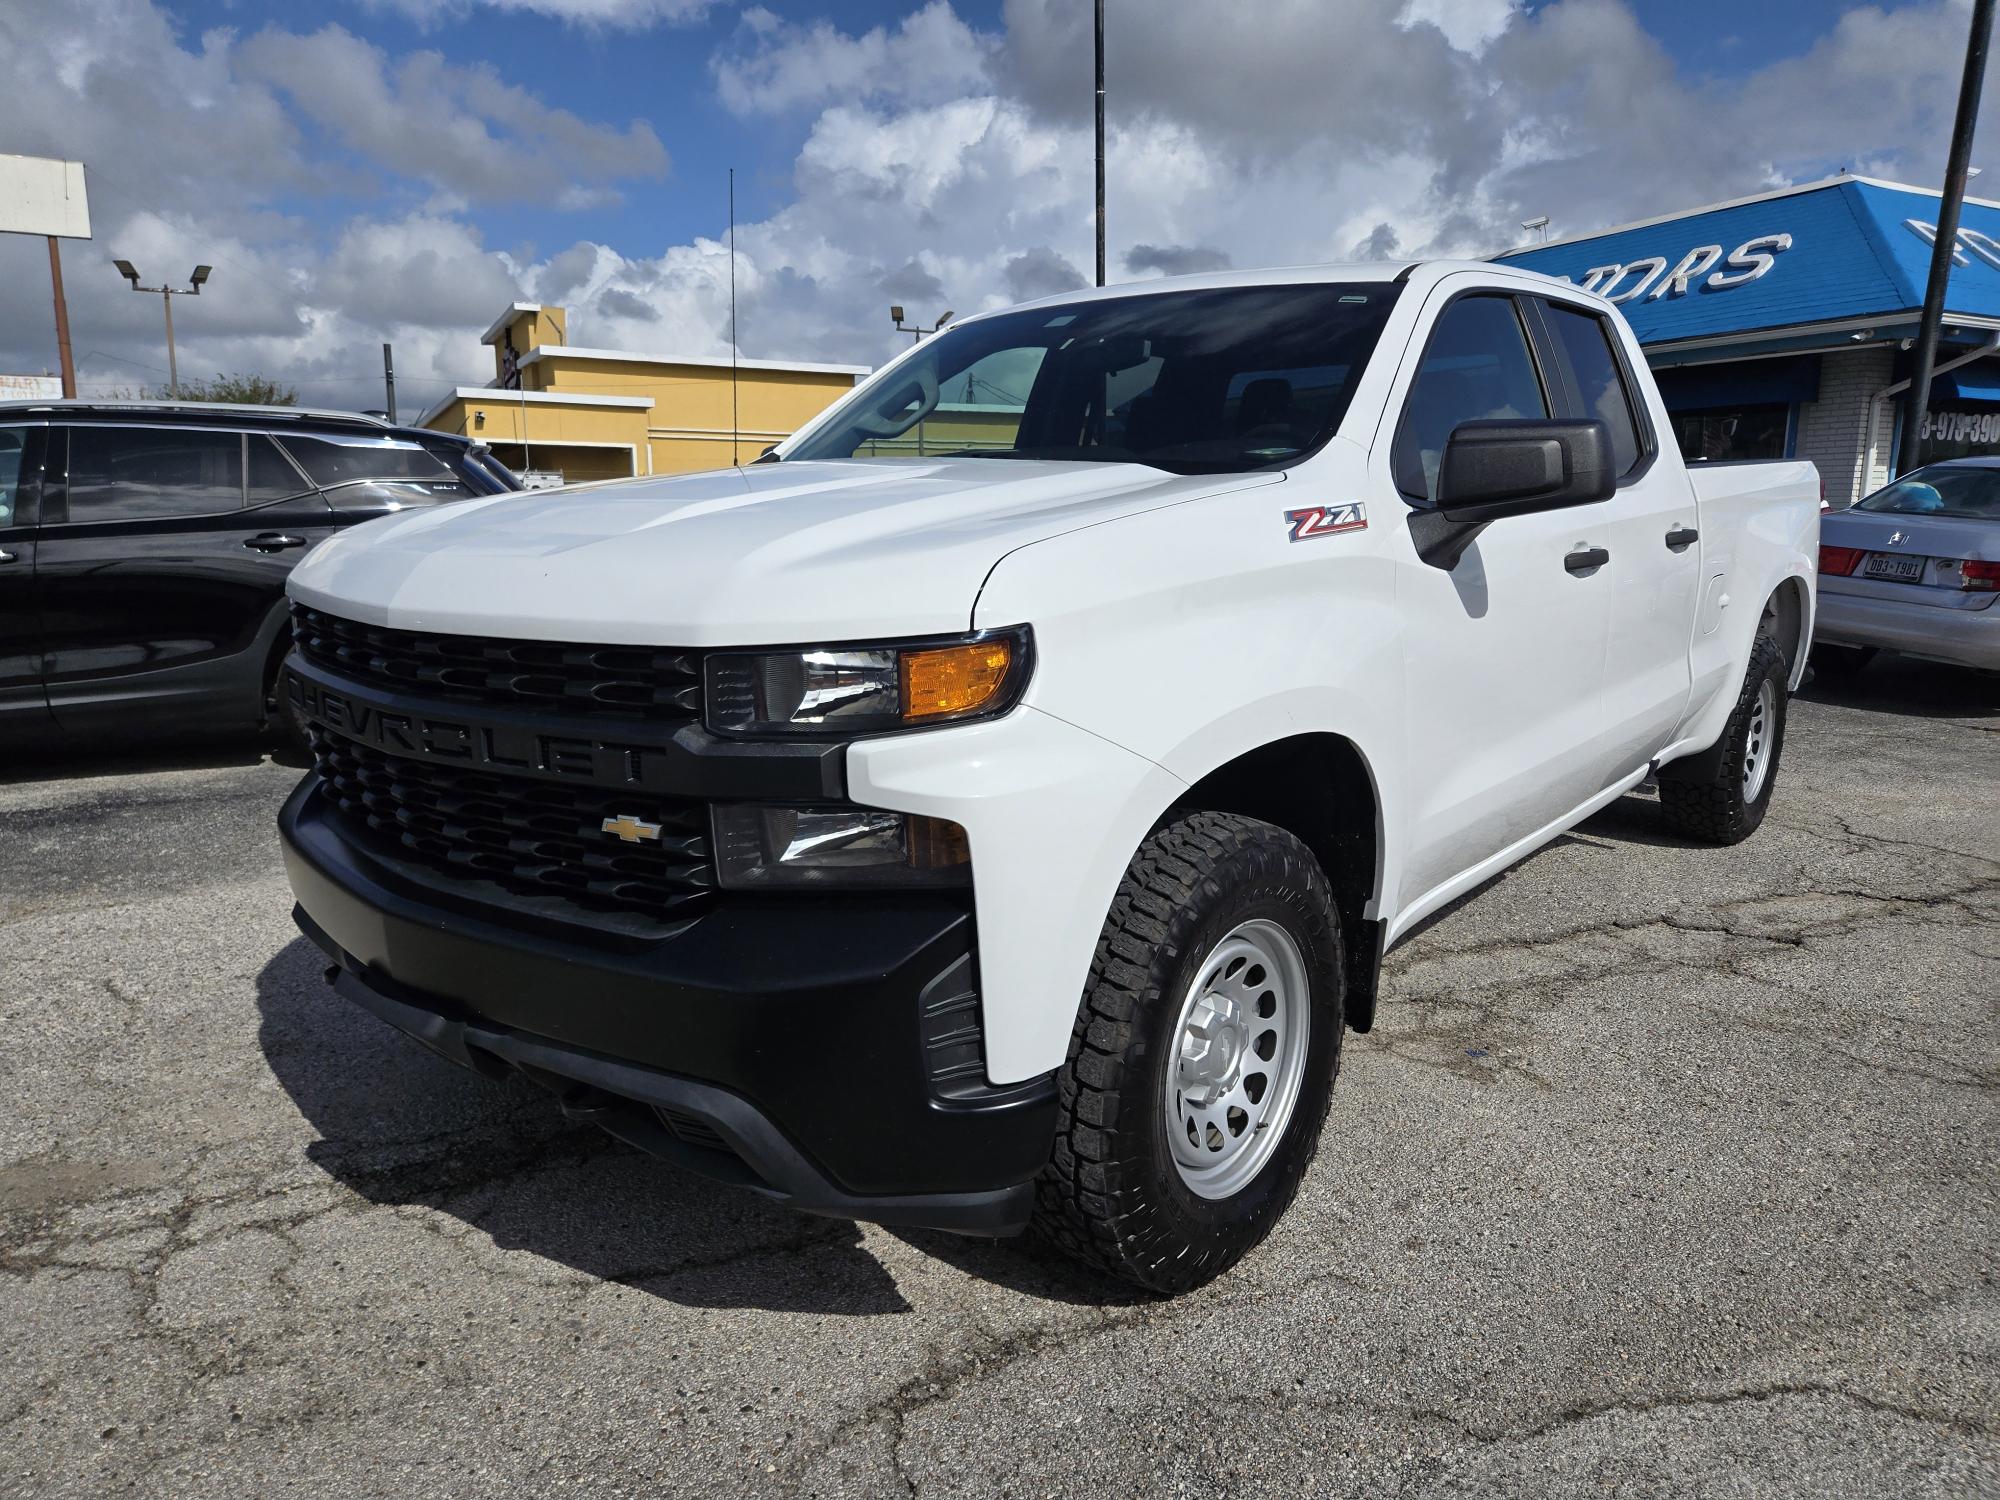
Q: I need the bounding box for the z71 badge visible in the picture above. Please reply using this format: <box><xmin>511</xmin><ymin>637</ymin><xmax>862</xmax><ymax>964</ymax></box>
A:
<box><xmin>1285</xmin><ymin>503</ymin><xmax>1367</xmax><ymax>542</ymax></box>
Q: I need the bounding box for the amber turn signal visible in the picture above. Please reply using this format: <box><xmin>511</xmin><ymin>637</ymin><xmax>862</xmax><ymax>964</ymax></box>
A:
<box><xmin>901</xmin><ymin>638</ymin><xmax>1014</xmax><ymax>720</ymax></box>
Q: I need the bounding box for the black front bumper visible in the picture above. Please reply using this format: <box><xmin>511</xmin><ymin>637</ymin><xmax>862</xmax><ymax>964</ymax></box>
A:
<box><xmin>279</xmin><ymin>777</ymin><xmax>1056</xmax><ymax>1235</ymax></box>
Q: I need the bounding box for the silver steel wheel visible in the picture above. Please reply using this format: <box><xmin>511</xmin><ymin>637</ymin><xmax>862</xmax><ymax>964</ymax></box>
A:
<box><xmin>1164</xmin><ymin>918</ymin><xmax>1312</xmax><ymax>1200</ymax></box>
<box><xmin>1742</xmin><ymin>678</ymin><xmax>1776</xmax><ymax>802</ymax></box>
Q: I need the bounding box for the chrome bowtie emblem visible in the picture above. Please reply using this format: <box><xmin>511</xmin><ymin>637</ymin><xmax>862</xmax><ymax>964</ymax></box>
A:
<box><xmin>601</xmin><ymin>813</ymin><xmax>663</xmax><ymax>844</ymax></box>
<box><xmin>1888</xmin><ymin>531</ymin><xmax>1907</xmax><ymax>545</ymax></box>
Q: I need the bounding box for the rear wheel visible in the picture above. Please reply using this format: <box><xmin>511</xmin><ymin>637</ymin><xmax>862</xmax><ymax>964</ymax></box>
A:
<box><xmin>1659</xmin><ymin>633</ymin><xmax>1789</xmax><ymax>845</ymax></box>
<box><xmin>1032</xmin><ymin>812</ymin><xmax>1345</xmax><ymax>1294</ymax></box>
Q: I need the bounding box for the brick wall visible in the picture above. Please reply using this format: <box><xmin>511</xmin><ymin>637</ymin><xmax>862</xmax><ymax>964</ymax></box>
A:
<box><xmin>1794</xmin><ymin>346</ymin><xmax>1895</xmax><ymax>504</ymax></box>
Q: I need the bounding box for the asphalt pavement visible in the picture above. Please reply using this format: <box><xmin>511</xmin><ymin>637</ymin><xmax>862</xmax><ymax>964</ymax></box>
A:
<box><xmin>2</xmin><ymin>659</ymin><xmax>1995</xmax><ymax>1499</ymax></box>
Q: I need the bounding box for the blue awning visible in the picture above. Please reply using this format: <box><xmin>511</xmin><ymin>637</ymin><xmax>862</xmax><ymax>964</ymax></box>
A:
<box><xmin>1934</xmin><ymin>361</ymin><xmax>2000</xmax><ymax>401</ymax></box>
<box><xmin>1653</xmin><ymin>355</ymin><xmax>1821</xmax><ymax>411</ymax></box>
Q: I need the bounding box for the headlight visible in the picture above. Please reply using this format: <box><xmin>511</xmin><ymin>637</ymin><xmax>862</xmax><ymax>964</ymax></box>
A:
<box><xmin>712</xmin><ymin>804</ymin><xmax>971</xmax><ymax>889</ymax></box>
<box><xmin>705</xmin><ymin>628</ymin><xmax>1031</xmax><ymax>737</ymax></box>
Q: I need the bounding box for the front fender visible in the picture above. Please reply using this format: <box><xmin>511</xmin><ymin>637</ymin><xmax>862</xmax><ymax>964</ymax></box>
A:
<box><xmin>847</xmin><ymin>705</ymin><xmax>1186</xmax><ymax>1084</ymax></box>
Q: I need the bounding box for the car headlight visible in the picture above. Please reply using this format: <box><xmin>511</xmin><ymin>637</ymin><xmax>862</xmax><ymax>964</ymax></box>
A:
<box><xmin>704</xmin><ymin>627</ymin><xmax>1031</xmax><ymax>737</ymax></box>
<box><xmin>712</xmin><ymin>804</ymin><xmax>971</xmax><ymax>889</ymax></box>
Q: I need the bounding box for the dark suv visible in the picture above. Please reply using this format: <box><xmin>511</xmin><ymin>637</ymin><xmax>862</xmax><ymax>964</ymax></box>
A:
<box><xmin>0</xmin><ymin>401</ymin><xmax>518</xmax><ymax>750</ymax></box>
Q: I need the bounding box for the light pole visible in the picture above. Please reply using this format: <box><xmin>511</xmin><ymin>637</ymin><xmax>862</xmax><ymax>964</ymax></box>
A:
<box><xmin>1095</xmin><ymin>0</ymin><xmax>1106</xmax><ymax>287</ymax></box>
<box><xmin>890</xmin><ymin>305</ymin><xmax>954</xmax><ymax>344</ymax></box>
<box><xmin>112</xmin><ymin>260</ymin><xmax>210</xmax><ymax>398</ymax></box>
<box><xmin>1898</xmin><ymin>0</ymin><xmax>1995</xmax><ymax>474</ymax></box>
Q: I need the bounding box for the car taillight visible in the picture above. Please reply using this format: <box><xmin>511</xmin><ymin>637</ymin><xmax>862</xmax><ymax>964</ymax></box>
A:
<box><xmin>1819</xmin><ymin>545</ymin><xmax>1865</xmax><ymax>576</ymax></box>
<box><xmin>1961</xmin><ymin>559</ymin><xmax>2000</xmax><ymax>592</ymax></box>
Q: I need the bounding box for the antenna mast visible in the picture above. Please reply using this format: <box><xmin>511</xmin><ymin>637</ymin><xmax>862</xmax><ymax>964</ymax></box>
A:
<box><xmin>729</xmin><ymin>167</ymin><xmax>740</xmax><ymax>467</ymax></box>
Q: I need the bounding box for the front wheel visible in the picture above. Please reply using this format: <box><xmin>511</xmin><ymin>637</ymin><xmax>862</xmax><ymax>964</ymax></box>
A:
<box><xmin>1032</xmin><ymin>812</ymin><xmax>1345</xmax><ymax>1294</ymax></box>
<box><xmin>1658</xmin><ymin>633</ymin><xmax>1790</xmax><ymax>845</ymax></box>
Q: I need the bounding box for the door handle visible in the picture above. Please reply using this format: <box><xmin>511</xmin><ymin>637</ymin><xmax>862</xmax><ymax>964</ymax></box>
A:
<box><xmin>0</xmin><ymin>549</ymin><xmax>16</xmax><ymax>565</ymax></box>
<box><xmin>1564</xmin><ymin>546</ymin><xmax>1610</xmax><ymax>574</ymax></box>
<box><xmin>1665</xmin><ymin>526</ymin><xmax>1700</xmax><ymax>551</ymax></box>
<box><xmin>244</xmin><ymin>533</ymin><xmax>309</xmax><ymax>553</ymax></box>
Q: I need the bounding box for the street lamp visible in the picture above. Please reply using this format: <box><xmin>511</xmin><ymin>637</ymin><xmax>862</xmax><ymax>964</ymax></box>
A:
<box><xmin>112</xmin><ymin>260</ymin><xmax>211</xmax><ymax>398</ymax></box>
<box><xmin>891</xmin><ymin>305</ymin><xmax>954</xmax><ymax>344</ymax></box>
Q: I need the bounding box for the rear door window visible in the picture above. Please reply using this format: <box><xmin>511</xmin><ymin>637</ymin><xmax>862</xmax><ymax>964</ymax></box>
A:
<box><xmin>1540</xmin><ymin>302</ymin><xmax>1645</xmax><ymax>476</ymax></box>
<box><xmin>246</xmin><ymin>435</ymin><xmax>315</xmax><ymax>505</ymax></box>
<box><xmin>65</xmin><ymin>426</ymin><xmax>245</xmax><ymax>521</ymax></box>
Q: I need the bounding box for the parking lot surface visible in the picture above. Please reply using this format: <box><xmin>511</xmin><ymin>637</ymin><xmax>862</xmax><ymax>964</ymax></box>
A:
<box><xmin>2</xmin><ymin>662</ymin><xmax>1995</xmax><ymax>1499</ymax></box>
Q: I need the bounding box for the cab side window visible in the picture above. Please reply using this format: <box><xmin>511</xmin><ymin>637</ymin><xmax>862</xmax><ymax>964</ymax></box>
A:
<box><xmin>66</xmin><ymin>426</ymin><xmax>244</xmax><ymax>521</ymax></box>
<box><xmin>1541</xmin><ymin>302</ymin><xmax>1645</xmax><ymax>476</ymax></box>
<box><xmin>1393</xmin><ymin>295</ymin><xmax>1550</xmax><ymax>503</ymax></box>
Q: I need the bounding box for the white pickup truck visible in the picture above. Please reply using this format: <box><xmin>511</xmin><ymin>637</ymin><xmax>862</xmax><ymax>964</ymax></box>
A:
<box><xmin>278</xmin><ymin>261</ymin><xmax>1818</xmax><ymax>1292</ymax></box>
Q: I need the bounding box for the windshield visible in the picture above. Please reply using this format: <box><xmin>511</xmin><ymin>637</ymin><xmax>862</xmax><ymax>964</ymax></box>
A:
<box><xmin>787</xmin><ymin>282</ymin><xmax>1401</xmax><ymax>475</ymax></box>
<box><xmin>1855</xmin><ymin>465</ymin><xmax>2000</xmax><ymax>520</ymax></box>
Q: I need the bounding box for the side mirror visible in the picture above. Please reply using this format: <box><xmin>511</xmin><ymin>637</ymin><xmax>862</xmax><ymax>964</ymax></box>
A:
<box><xmin>1437</xmin><ymin>419</ymin><xmax>1615</xmax><ymax>523</ymax></box>
<box><xmin>1409</xmin><ymin>418</ymin><xmax>1617</xmax><ymax>570</ymax></box>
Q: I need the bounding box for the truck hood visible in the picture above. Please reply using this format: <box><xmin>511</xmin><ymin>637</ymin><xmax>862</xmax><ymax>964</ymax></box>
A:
<box><xmin>287</xmin><ymin>457</ymin><xmax>1281</xmax><ymax>646</ymax></box>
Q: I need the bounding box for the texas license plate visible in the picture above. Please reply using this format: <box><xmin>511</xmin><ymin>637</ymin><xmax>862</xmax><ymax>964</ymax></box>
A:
<box><xmin>1864</xmin><ymin>552</ymin><xmax>1925</xmax><ymax>583</ymax></box>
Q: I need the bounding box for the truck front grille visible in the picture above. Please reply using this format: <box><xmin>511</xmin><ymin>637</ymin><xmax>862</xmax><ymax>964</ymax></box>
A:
<box><xmin>292</xmin><ymin>606</ymin><xmax>703</xmax><ymax>723</ymax></box>
<box><xmin>310</xmin><ymin>727</ymin><xmax>715</xmax><ymax>922</ymax></box>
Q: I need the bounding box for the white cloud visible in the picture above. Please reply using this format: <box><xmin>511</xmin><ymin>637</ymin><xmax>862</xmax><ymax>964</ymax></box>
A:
<box><xmin>236</xmin><ymin>25</ymin><xmax>668</xmax><ymax>204</ymax></box>
<box><xmin>714</xmin><ymin>2</ymin><xmax>993</xmax><ymax>115</ymax></box>
<box><xmin>1396</xmin><ymin>0</ymin><xmax>1523</xmax><ymax>53</ymax></box>
<box><xmin>362</xmin><ymin>0</ymin><xmax>717</xmax><ymax>29</ymax></box>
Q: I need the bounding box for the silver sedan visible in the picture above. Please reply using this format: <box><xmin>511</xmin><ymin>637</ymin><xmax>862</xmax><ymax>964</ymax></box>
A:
<box><xmin>1813</xmin><ymin>459</ymin><xmax>2000</xmax><ymax>676</ymax></box>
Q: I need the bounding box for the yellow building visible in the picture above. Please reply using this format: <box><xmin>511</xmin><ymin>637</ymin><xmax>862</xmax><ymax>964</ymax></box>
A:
<box><xmin>418</xmin><ymin>303</ymin><xmax>871</xmax><ymax>482</ymax></box>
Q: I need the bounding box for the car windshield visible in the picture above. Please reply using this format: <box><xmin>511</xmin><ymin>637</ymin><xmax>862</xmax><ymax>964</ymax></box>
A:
<box><xmin>785</xmin><ymin>282</ymin><xmax>1401</xmax><ymax>475</ymax></box>
<box><xmin>1855</xmin><ymin>465</ymin><xmax>2000</xmax><ymax>520</ymax></box>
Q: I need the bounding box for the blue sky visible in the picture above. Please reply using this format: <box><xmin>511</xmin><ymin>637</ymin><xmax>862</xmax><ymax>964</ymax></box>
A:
<box><xmin>0</xmin><ymin>0</ymin><xmax>1983</xmax><ymax>409</ymax></box>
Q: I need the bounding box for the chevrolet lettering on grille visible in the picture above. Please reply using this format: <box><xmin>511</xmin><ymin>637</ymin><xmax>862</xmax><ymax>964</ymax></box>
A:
<box><xmin>286</xmin><ymin>668</ymin><xmax>675</xmax><ymax>791</ymax></box>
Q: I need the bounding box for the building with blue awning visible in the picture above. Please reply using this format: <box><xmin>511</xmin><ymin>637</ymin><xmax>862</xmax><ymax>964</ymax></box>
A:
<box><xmin>1496</xmin><ymin>176</ymin><xmax>2000</xmax><ymax>504</ymax></box>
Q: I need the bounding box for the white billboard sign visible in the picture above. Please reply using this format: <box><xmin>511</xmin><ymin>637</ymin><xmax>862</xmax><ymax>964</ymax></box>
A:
<box><xmin>0</xmin><ymin>155</ymin><xmax>91</xmax><ymax>239</ymax></box>
<box><xmin>0</xmin><ymin>374</ymin><xmax>63</xmax><ymax>399</ymax></box>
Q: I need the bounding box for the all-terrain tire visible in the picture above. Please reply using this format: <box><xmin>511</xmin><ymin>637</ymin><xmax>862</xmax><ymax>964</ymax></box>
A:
<box><xmin>1032</xmin><ymin>812</ymin><xmax>1345</xmax><ymax>1294</ymax></box>
<box><xmin>1659</xmin><ymin>633</ymin><xmax>1789</xmax><ymax>845</ymax></box>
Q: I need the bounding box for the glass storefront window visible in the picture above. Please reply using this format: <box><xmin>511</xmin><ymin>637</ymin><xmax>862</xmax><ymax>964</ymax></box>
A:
<box><xmin>1911</xmin><ymin>405</ymin><xmax>2000</xmax><ymax>465</ymax></box>
<box><xmin>1670</xmin><ymin>403</ymin><xmax>1790</xmax><ymax>463</ymax></box>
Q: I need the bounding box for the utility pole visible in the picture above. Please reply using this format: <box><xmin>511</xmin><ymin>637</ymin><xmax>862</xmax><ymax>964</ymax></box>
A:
<box><xmin>1094</xmin><ymin>0</ymin><xmax>1106</xmax><ymax>287</ymax></box>
<box><xmin>1898</xmin><ymin>0</ymin><xmax>1995</xmax><ymax>475</ymax></box>
<box><xmin>47</xmin><ymin>238</ymin><xmax>76</xmax><ymax>397</ymax></box>
<box><xmin>112</xmin><ymin>261</ymin><xmax>210</xmax><ymax>398</ymax></box>
<box><xmin>382</xmin><ymin>343</ymin><xmax>398</xmax><ymax>424</ymax></box>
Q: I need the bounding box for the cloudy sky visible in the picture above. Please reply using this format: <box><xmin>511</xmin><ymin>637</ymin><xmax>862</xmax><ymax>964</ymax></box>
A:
<box><xmin>0</xmin><ymin>0</ymin><xmax>1990</xmax><ymax>415</ymax></box>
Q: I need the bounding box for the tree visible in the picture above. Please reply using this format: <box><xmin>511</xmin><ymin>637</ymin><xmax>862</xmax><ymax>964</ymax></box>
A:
<box><xmin>146</xmin><ymin>373</ymin><xmax>298</xmax><ymax>406</ymax></box>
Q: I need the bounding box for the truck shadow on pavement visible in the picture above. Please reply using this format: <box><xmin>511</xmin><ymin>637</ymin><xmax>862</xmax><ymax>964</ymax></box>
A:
<box><xmin>253</xmin><ymin>938</ymin><xmax>1134</xmax><ymax>1313</ymax></box>
<box><xmin>1797</xmin><ymin>655</ymin><xmax>1997</xmax><ymax>719</ymax></box>
<box><xmin>0</xmin><ymin>735</ymin><xmax>310</xmax><ymax>785</ymax></box>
